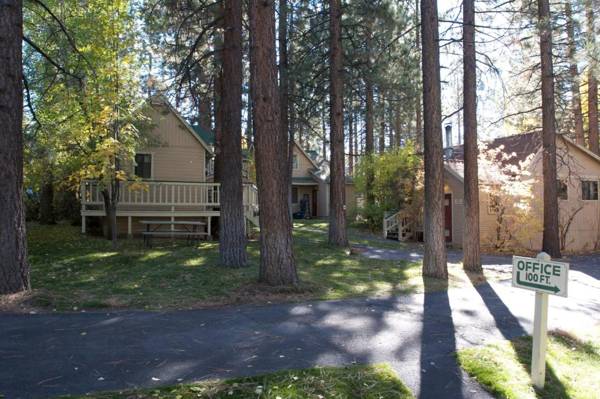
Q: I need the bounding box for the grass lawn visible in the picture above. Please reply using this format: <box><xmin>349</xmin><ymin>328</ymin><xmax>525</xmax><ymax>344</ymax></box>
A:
<box><xmin>64</xmin><ymin>364</ymin><xmax>414</xmax><ymax>399</ymax></box>
<box><xmin>457</xmin><ymin>328</ymin><xmax>600</xmax><ymax>399</ymax></box>
<box><xmin>1</xmin><ymin>220</ymin><xmax>505</xmax><ymax>312</ymax></box>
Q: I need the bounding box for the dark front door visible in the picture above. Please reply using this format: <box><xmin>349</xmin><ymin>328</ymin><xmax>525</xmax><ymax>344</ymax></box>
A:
<box><xmin>444</xmin><ymin>193</ymin><xmax>452</xmax><ymax>243</ymax></box>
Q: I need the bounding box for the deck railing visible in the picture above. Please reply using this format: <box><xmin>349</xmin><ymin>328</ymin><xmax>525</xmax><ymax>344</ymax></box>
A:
<box><xmin>81</xmin><ymin>180</ymin><xmax>258</xmax><ymax>208</ymax></box>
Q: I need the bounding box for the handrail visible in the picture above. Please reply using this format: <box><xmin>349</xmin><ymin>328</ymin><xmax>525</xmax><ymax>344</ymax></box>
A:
<box><xmin>81</xmin><ymin>180</ymin><xmax>259</xmax><ymax>208</ymax></box>
<box><xmin>383</xmin><ymin>209</ymin><xmax>414</xmax><ymax>241</ymax></box>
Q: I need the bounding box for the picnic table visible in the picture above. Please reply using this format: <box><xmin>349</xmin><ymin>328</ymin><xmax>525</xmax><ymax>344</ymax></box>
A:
<box><xmin>140</xmin><ymin>220</ymin><xmax>208</xmax><ymax>247</ymax></box>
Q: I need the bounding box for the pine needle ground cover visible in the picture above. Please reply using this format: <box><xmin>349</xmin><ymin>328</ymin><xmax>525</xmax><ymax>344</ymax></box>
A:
<box><xmin>63</xmin><ymin>364</ymin><xmax>414</xmax><ymax>399</ymax></box>
<box><xmin>457</xmin><ymin>328</ymin><xmax>600</xmax><ymax>399</ymax></box>
<box><xmin>2</xmin><ymin>220</ymin><xmax>504</xmax><ymax>312</ymax></box>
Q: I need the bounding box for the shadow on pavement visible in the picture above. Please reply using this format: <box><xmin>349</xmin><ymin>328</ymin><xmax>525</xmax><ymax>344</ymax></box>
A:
<box><xmin>419</xmin><ymin>277</ymin><xmax>464</xmax><ymax>399</ymax></box>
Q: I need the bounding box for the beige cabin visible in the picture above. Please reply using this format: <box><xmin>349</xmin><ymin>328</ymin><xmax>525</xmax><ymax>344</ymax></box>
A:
<box><xmin>385</xmin><ymin>132</ymin><xmax>600</xmax><ymax>254</ymax></box>
<box><xmin>289</xmin><ymin>142</ymin><xmax>357</xmax><ymax>218</ymax></box>
<box><xmin>80</xmin><ymin>97</ymin><xmax>258</xmax><ymax>237</ymax></box>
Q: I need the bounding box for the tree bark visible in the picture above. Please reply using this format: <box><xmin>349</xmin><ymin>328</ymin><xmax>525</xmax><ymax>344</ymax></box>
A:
<box><xmin>279</xmin><ymin>0</ymin><xmax>294</xmax><ymax>220</ymax></box>
<box><xmin>348</xmin><ymin>99</ymin><xmax>354</xmax><ymax>175</ymax></box>
<box><xmin>365</xmin><ymin>30</ymin><xmax>375</xmax><ymax>206</ymax></box>
<box><xmin>365</xmin><ymin>80</ymin><xmax>374</xmax><ymax>154</ymax></box>
<box><xmin>379</xmin><ymin>91</ymin><xmax>385</xmax><ymax>154</ymax></box>
<box><xmin>587</xmin><ymin>2</ymin><xmax>599</xmax><ymax>154</ymax></box>
<box><xmin>462</xmin><ymin>0</ymin><xmax>481</xmax><ymax>273</ymax></box>
<box><xmin>249</xmin><ymin>0</ymin><xmax>298</xmax><ymax>286</ymax></box>
<box><xmin>421</xmin><ymin>0</ymin><xmax>447</xmax><ymax>278</ymax></box>
<box><xmin>219</xmin><ymin>0</ymin><xmax>247</xmax><ymax>267</ymax></box>
<box><xmin>0</xmin><ymin>0</ymin><xmax>30</xmax><ymax>295</ymax></box>
<box><xmin>538</xmin><ymin>0</ymin><xmax>561</xmax><ymax>258</ymax></box>
<box><xmin>415</xmin><ymin>0</ymin><xmax>423</xmax><ymax>151</ymax></box>
<box><xmin>213</xmin><ymin>70</ymin><xmax>224</xmax><ymax>183</ymax></box>
<box><xmin>394</xmin><ymin>106</ymin><xmax>402</xmax><ymax>148</ymax></box>
<box><xmin>565</xmin><ymin>2</ymin><xmax>585</xmax><ymax>146</ymax></box>
<box><xmin>328</xmin><ymin>0</ymin><xmax>348</xmax><ymax>246</ymax></box>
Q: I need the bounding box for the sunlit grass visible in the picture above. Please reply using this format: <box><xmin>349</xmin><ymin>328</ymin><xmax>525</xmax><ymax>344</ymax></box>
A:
<box><xmin>457</xmin><ymin>328</ymin><xmax>600</xmax><ymax>399</ymax></box>
<box><xmin>4</xmin><ymin>219</ymin><xmax>503</xmax><ymax>311</ymax></box>
<box><xmin>63</xmin><ymin>364</ymin><xmax>414</xmax><ymax>399</ymax></box>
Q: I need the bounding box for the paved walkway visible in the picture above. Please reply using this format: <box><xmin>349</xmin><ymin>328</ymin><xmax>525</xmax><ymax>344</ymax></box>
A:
<box><xmin>1</xmin><ymin>251</ymin><xmax>599</xmax><ymax>399</ymax></box>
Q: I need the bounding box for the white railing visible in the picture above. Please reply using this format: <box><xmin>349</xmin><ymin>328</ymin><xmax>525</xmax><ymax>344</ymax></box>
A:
<box><xmin>383</xmin><ymin>211</ymin><xmax>400</xmax><ymax>238</ymax></box>
<box><xmin>81</xmin><ymin>180</ymin><xmax>258</xmax><ymax>208</ymax></box>
<box><xmin>383</xmin><ymin>209</ymin><xmax>414</xmax><ymax>242</ymax></box>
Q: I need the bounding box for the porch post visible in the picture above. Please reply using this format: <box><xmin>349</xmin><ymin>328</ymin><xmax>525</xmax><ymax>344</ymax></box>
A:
<box><xmin>207</xmin><ymin>216</ymin><xmax>212</xmax><ymax>240</ymax></box>
<box><xmin>127</xmin><ymin>216</ymin><xmax>132</xmax><ymax>237</ymax></box>
<box><xmin>170</xmin><ymin>205</ymin><xmax>175</xmax><ymax>232</ymax></box>
<box><xmin>82</xmin><ymin>215</ymin><xmax>86</xmax><ymax>234</ymax></box>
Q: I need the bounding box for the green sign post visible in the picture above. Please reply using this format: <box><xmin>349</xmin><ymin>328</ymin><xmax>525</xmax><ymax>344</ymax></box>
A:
<box><xmin>512</xmin><ymin>252</ymin><xmax>569</xmax><ymax>389</ymax></box>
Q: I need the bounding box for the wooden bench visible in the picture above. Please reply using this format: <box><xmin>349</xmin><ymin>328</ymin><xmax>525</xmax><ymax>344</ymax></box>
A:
<box><xmin>140</xmin><ymin>220</ymin><xmax>208</xmax><ymax>247</ymax></box>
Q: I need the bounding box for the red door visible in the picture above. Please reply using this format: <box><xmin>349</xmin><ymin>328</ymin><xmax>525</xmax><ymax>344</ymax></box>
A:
<box><xmin>444</xmin><ymin>193</ymin><xmax>452</xmax><ymax>243</ymax></box>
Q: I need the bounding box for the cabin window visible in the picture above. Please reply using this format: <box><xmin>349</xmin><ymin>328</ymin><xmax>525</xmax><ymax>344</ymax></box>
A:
<box><xmin>293</xmin><ymin>154</ymin><xmax>299</xmax><ymax>170</ymax></box>
<box><xmin>292</xmin><ymin>187</ymin><xmax>298</xmax><ymax>203</ymax></box>
<box><xmin>134</xmin><ymin>153</ymin><xmax>152</xmax><ymax>179</ymax></box>
<box><xmin>581</xmin><ymin>180</ymin><xmax>598</xmax><ymax>201</ymax></box>
<box><xmin>557</xmin><ymin>180</ymin><xmax>568</xmax><ymax>200</ymax></box>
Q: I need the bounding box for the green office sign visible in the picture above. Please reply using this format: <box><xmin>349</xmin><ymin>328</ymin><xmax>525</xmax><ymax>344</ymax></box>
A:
<box><xmin>512</xmin><ymin>255</ymin><xmax>569</xmax><ymax>297</ymax></box>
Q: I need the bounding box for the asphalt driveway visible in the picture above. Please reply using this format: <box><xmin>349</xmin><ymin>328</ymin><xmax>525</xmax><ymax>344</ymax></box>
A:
<box><xmin>1</xmin><ymin>250</ymin><xmax>599</xmax><ymax>399</ymax></box>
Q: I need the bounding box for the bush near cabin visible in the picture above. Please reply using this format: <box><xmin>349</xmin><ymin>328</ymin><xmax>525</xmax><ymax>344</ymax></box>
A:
<box><xmin>353</xmin><ymin>144</ymin><xmax>423</xmax><ymax>230</ymax></box>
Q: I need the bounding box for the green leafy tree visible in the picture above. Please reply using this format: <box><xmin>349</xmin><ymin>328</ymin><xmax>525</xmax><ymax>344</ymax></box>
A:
<box><xmin>354</xmin><ymin>144</ymin><xmax>422</xmax><ymax>229</ymax></box>
<box><xmin>23</xmin><ymin>0</ymin><xmax>146</xmax><ymax>247</ymax></box>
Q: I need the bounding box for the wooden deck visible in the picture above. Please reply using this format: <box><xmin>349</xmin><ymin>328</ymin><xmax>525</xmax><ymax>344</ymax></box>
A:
<box><xmin>80</xmin><ymin>180</ymin><xmax>259</xmax><ymax>235</ymax></box>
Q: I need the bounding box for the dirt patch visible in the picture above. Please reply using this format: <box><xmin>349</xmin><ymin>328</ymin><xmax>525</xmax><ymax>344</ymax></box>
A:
<box><xmin>0</xmin><ymin>289</ymin><xmax>46</xmax><ymax>313</ymax></box>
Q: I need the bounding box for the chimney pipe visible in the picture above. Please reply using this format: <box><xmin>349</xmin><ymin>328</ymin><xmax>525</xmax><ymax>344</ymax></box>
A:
<box><xmin>445</xmin><ymin>124</ymin><xmax>452</xmax><ymax>148</ymax></box>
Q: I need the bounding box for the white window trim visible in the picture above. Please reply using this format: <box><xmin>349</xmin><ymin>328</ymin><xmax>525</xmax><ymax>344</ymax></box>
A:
<box><xmin>135</xmin><ymin>152</ymin><xmax>154</xmax><ymax>180</ymax></box>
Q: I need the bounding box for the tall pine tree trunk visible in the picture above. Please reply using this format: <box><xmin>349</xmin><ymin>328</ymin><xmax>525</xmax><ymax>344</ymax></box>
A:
<box><xmin>279</xmin><ymin>0</ymin><xmax>294</xmax><ymax>220</ymax></box>
<box><xmin>415</xmin><ymin>0</ymin><xmax>423</xmax><ymax>151</ymax></box>
<box><xmin>365</xmin><ymin>31</ymin><xmax>375</xmax><ymax>206</ymax></box>
<box><xmin>213</xmin><ymin>71</ymin><xmax>224</xmax><ymax>183</ymax></box>
<box><xmin>365</xmin><ymin>81</ymin><xmax>374</xmax><ymax>155</ymax></box>
<box><xmin>219</xmin><ymin>0</ymin><xmax>247</xmax><ymax>267</ymax></box>
<box><xmin>587</xmin><ymin>2</ymin><xmax>599</xmax><ymax>154</ymax></box>
<box><xmin>462</xmin><ymin>0</ymin><xmax>481</xmax><ymax>273</ymax></box>
<box><xmin>394</xmin><ymin>106</ymin><xmax>402</xmax><ymax>147</ymax></box>
<box><xmin>328</xmin><ymin>0</ymin><xmax>348</xmax><ymax>246</ymax></box>
<box><xmin>0</xmin><ymin>0</ymin><xmax>30</xmax><ymax>295</ymax></box>
<box><xmin>249</xmin><ymin>0</ymin><xmax>298</xmax><ymax>286</ymax></box>
<box><xmin>538</xmin><ymin>0</ymin><xmax>561</xmax><ymax>258</ymax></box>
<box><xmin>348</xmin><ymin>99</ymin><xmax>354</xmax><ymax>175</ymax></box>
<box><xmin>379</xmin><ymin>91</ymin><xmax>385</xmax><ymax>154</ymax></box>
<box><xmin>421</xmin><ymin>0</ymin><xmax>447</xmax><ymax>278</ymax></box>
<box><xmin>565</xmin><ymin>2</ymin><xmax>585</xmax><ymax>145</ymax></box>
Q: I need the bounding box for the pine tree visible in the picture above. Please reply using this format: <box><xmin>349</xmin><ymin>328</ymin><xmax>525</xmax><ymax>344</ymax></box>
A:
<box><xmin>328</xmin><ymin>0</ymin><xmax>348</xmax><ymax>246</ymax></box>
<box><xmin>249</xmin><ymin>0</ymin><xmax>298</xmax><ymax>285</ymax></box>
<box><xmin>538</xmin><ymin>0</ymin><xmax>561</xmax><ymax>258</ymax></box>
<box><xmin>421</xmin><ymin>0</ymin><xmax>447</xmax><ymax>278</ymax></box>
<box><xmin>219</xmin><ymin>0</ymin><xmax>247</xmax><ymax>267</ymax></box>
<box><xmin>463</xmin><ymin>0</ymin><xmax>482</xmax><ymax>273</ymax></box>
<box><xmin>0</xmin><ymin>0</ymin><xmax>30</xmax><ymax>294</ymax></box>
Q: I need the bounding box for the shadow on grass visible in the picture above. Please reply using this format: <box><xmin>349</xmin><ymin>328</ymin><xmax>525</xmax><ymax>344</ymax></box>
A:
<box><xmin>467</xmin><ymin>273</ymin><xmax>571</xmax><ymax>399</ymax></box>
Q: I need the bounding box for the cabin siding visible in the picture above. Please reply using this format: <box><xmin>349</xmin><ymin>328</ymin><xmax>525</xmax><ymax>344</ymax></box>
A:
<box><xmin>292</xmin><ymin>145</ymin><xmax>317</xmax><ymax>178</ymax></box>
<box><xmin>469</xmin><ymin>138</ymin><xmax>600</xmax><ymax>253</ymax></box>
<box><xmin>137</xmin><ymin>104</ymin><xmax>207</xmax><ymax>182</ymax></box>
